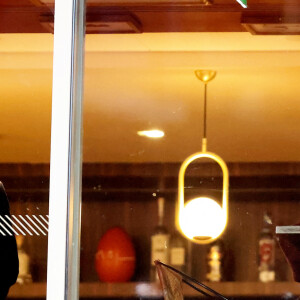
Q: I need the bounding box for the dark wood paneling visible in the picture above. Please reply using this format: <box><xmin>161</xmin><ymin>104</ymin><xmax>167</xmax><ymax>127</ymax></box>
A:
<box><xmin>0</xmin><ymin>164</ymin><xmax>50</xmax><ymax>177</ymax></box>
<box><xmin>1</xmin><ymin>163</ymin><xmax>299</xmax><ymax>284</ymax></box>
<box><xmin>0</xmin><ymin>11</ymin><xmax>49</xmax><ymax>33</ymax></box>
<box><xmin>0</xmin><ymin>0</ymin><xmax>40</xmax><ymax>7</ymax></box>
<box><xmin>2</xmin><ymin>0</ymin><xmax>300</xmax><ymax>33</ymax></box>
<box><xmin>82</xmin><ymin>162</ymin><xmax>300</xmax><ymax>177</ymax></box>
<box><xmin>80</xmin><ymin>194</ymin><xmax>299</xmax><ymax>282</ymax></box>
<box><xmin>3</xmin><ymin>162</ymin><xmax>300</xmax><ymax>178</ymax></box>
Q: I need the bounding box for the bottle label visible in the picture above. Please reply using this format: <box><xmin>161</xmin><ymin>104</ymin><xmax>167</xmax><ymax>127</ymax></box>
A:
<box><xmin>170</xmin><ymin>247</ymin><xmax>185</xmax><ymax>266</ymax></box>
<box><xmin>151</xmin><ymin>234</ymin><xmax>169</xmax><ymax>265</ymax></box>
<box><xmin>258</xmin><ymin>238</ymin><xmax>275</xmax><ymax>282</ymax></box>
<box><xmin>259</xmin><ymin>238</ymin><xmax>275</xmax><ymax>265</ymax></box>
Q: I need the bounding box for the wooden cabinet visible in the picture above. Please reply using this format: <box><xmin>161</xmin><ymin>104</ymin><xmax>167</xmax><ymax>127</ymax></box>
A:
<box><xmin>80</xmin><ymin>162</ymin><xmax>300</xmax><ymax>283</ymax></box>
<box><xmin>2</xmin><ymin>163</ymin><xmax>300</xmax><ymax>299</ymax></box>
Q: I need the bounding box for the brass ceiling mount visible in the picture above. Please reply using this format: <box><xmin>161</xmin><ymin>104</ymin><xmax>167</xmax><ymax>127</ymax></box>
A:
<box><xmin>194</xmin><ymin>70</ymin><xmax>217</xmax><ymax>83</ymax></box>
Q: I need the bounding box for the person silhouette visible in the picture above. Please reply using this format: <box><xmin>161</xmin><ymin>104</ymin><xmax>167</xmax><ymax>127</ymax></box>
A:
<box><xmin>0</xmin><ymin>182</ymin><xmax>19</xmax><ymax>299</ymax></box>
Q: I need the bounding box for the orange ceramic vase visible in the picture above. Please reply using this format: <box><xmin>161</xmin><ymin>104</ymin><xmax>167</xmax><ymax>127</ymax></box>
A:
<box><xmin>95</xmin><ymin>227</ymin><xmax>136</xmax><ymax>282</ymax></box>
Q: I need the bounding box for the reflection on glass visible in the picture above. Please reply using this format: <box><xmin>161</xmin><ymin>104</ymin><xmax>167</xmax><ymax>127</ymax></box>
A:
<box><xmin>0</xmin><ymin>3</ymin><xmax>54</xmax><ymax>296</ymax></box>
<box><xmin>81</xmin><ymin>26</ymin><xmax>300</xmax><ymax>300</ymax></box>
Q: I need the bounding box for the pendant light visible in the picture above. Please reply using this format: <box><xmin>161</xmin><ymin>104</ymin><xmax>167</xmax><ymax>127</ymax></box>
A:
<box><xmin>176</xmin><ymin>70</ymin><xmax>229</xmax><ymax>244</ymax></box>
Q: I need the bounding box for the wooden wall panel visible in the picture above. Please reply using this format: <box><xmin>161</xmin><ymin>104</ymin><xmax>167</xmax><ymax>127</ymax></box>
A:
<box><xmin>1</xmin><ymin>163</ymin><xmax>299</xmax><ymax>285</ymax></box>
<box><xmin>3</xmin><ymin>0</ymin><xmax>300</xmax><ymax>33</ymax></box>
<box><xmin>3</xmin><ymin>162</ymin><xmax>300</xmax><ymax>178</ymax></box>
<box><xmin>80</xmin><ymin>192</ymin><xmax>300</xmax><ymax>282</ymax></box>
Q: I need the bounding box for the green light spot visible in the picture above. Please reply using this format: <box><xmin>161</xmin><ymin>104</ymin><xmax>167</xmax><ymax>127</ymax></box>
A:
<box><xmin>236</xmin><ymin>0</ymin><xmax>247</xmax><ymax>8</ymax></box>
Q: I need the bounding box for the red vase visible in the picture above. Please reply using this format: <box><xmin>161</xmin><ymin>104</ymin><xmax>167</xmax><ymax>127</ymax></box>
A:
<box><xmin>95</xmin><ymin>227</ymin><xmax>136</xmax><ymax>282</ymax></box>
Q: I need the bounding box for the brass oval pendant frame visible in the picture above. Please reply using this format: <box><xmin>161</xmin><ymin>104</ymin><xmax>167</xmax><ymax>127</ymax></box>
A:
<box><xmin>177</xmin><ymin>151</ymin><xmax>229</xmax><ymax>244</ymax></box>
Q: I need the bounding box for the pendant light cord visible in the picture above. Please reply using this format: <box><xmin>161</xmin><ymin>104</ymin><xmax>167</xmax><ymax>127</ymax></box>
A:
<box><xmin>202</xmin><ymin>83</ymin><xmax>208</xmax><ymax>152</ymax></box>
<box><xmin>203</xmin><ymin>83</ymin><xmax>207</xmax><ymax>139</ymax></box>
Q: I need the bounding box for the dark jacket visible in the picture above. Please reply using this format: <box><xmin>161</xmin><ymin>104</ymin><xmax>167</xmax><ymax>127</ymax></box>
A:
<box><xmin>0</xmin><ymin>182</ymin><xmax>19</xmax><ymax>299</ymax></box>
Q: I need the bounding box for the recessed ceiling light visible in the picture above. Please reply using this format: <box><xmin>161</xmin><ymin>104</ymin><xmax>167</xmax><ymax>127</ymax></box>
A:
<box><xmin>137</xmin><ymin>130</ymin><xmax>164</xmax><ymax>138</ymax></box>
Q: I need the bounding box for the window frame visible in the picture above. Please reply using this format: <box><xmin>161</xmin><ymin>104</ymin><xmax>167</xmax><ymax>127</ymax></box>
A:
<box><xmin>46</xmin><ymin>1</ymin><xmax>85</xmax><ymax>299</ymax></box>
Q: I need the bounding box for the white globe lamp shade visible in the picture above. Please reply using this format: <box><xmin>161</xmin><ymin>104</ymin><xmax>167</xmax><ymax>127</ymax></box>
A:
<box><xmin>179</xmin><ymin>197</ymin><xmax>226</xmax><ymax>241</ymax></box>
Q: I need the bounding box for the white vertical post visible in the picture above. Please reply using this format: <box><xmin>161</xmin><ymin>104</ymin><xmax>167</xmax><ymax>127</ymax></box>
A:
<box><xmin>46</xmin><ymin>0</ymin><xmax>85</xmax><ymax>299</ymax></box>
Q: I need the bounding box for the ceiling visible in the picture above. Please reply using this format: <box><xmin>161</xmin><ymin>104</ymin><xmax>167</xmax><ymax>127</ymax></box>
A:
<box><xmin>1</xmin><ymin>33</ymin><xmax>300</xmax><ymax>163</ymax></box>
<box><xmin>2</xmin><ymin>0</ymin><xmax>300</xmax><ymax>34</ymax></box>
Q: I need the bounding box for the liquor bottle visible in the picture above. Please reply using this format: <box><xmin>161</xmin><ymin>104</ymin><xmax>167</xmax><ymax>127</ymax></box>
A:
<box><xmin>258</xmin><ymin>212</ymin><xmax>275</xmax><ymax>282</ymax></box>
<box><xmin>206</xmin><ymin>239</ymin><xmax>224</xmax><ymax>282</ymax></box>
<box><xmin>150</xmin><ymin>197</ymin><xmax>170</xmax><ymax>281</ymax></box>
<box><xmin>16</xmin><ymin>235</ymin><xmax>32</xmax><ymax>284</ymax></box>
<box><xmin>170</xmin><ymin>230</ymin><xmax>187</xmax><ymax>273</ymax></box>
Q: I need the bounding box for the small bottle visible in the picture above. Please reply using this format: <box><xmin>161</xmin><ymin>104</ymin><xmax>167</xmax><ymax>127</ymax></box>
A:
<box><xmin>258</xmin><ymin>212</ymin><xmax>275</xmax><ymax>282</ymax></box>
<box><xmin>170</xmin><ymin>230</ymin><xmax>187</xmax><ymax>273</ymax></box>
<box><xmin>16</xmin><ymin>235</ymin><xmax>32</xmax><ymax>284</ymax></box>
<box><xmin>206</xmin><ymin>239</ymin><xmax>224</xmax><ymax>282</ymax></box>
<box><xmin>150</xmin><ymin>197</ymin><xmax>170</xmax><ymax>281</ymax></box>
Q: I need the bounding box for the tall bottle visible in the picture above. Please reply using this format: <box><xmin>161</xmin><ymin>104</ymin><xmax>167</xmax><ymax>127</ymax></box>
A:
<box><xmin>16</xmin><ymin>235</ymin><xmax>32</xmax><ymax>284</ymax></box>
<box><xmin>150</xmin><ymin>197</ymin><xmax>170</xmax><ymax>281</ymax></box>
<box><xmin>170</xmin><ymin>230</ymin><xmax>187</xmax><ymax>273</ymax></box>
<box><xmin>206</xmin><ymin>239</ymin><xmax>224</xmax><ymax>282</ymax></box>
<box><xmin>258</xmin><ymin>212</ymin><xmax>275</xmax><ymax>282</ymax></box>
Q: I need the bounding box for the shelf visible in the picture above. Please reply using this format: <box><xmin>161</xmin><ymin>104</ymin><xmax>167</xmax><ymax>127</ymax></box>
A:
<box><xmin>8</xmin><ymin>283</ymin><xmax>46</xmax><ymax>299</ymax></box>
<box><xmin>8</xmin><ymin>281</ymin><xmax>300</xmax><ymax>298</ymax></box>
<box><xmin>80</xmin><ymin>282</ymin><xmax>300</xmax><ymax>298</ymax></box>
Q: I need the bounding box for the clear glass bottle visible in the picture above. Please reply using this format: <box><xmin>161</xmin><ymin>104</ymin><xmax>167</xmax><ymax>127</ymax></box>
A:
<box><xmin>150</xmin><ymin>197</ymin><xmax>170</xmax><ymax>281</ymax></box>
<box><xmin>170</xmin><ymin>230</ymin><xmax>187</xmax><ymax>273</ymax></box>
<box><xmin>258</xmin><ymin>212</ymin><xmax>275</xmax><ymax>282</ymax></box>
<box><xmin>206</xmin><ymin>239</ymin><xmax>224</xmax><ymax>282</ymax></box>
<box><xmin>16</xmin><ymin>235</ymin><xmax>32</xmax><ymax>284</ymax></box>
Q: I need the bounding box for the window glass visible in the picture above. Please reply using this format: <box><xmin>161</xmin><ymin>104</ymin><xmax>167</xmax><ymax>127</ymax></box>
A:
<box><xmin>0</xmin><ymin>2</ymin><xmax>54</xmax><ymax>298</ymax></box>
<box><xmin>81</xmin><ymin>2</ymin><xmax>300</xmax><ymax>299</ymax></box>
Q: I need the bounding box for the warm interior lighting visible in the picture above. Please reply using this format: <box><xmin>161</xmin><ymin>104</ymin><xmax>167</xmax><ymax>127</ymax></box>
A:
<box><xmin>179</xmin><ymin>197</ymin><xmax>226</xmax><ymax>241</ymax></box>
<box><xmin>176</xmin><ymin>70</ymin><xmax>229</xmax><ymax>244</ymax></box>
<box><xmin>137</xmin><ymin>130</ymin><xmax>164</xmax><ymax>138</ymax></box>
<box><xmin>177</xmin><ymin>151</ymin><xmax>229</xmax><ymax>244</ymax></box>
